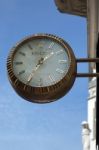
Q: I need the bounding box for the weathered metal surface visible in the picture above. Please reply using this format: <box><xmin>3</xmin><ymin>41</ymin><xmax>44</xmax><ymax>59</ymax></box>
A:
<box><xmin>54</xmin><ymin>0</ymin><xmax>87</xmax><ymax>17</ymax></box>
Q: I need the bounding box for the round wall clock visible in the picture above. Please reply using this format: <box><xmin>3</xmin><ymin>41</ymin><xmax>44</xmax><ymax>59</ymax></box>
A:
<box><xmin>7</xmin><ymin>33</ymin><xmax>77</xmax><ymax>103</ymax></box>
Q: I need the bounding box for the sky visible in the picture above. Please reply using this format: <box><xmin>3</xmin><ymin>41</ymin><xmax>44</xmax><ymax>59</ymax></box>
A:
<box><xmin>0</xmin><ymin>0</ymin><xmax>88</xmax><ymax>150</ymax></box>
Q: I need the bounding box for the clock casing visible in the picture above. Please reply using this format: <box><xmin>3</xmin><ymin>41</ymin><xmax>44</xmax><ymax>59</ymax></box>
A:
<box><xmin>7</xmin><ymin>34</ymin><xmax>77</xmax><ymax>103</ymax></box>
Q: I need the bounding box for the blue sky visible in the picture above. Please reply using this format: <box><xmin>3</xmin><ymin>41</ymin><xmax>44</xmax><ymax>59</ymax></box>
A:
<box><xmin>0</xmin><ymin>0</ymin><xmax>88</xmax><ymax>150</ymax></box>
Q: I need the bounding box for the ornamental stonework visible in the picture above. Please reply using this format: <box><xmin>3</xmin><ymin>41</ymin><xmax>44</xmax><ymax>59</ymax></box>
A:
<box><xmin>55</xmin><ymin>0</ymin><xmax>87</xmax><ymax>17</ymax></box>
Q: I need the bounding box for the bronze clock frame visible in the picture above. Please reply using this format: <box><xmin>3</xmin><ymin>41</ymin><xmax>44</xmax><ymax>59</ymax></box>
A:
<box><xmin>7</xmin><ymin>34</ymin><xmax>77</xmax><ymax>103</ymax></box>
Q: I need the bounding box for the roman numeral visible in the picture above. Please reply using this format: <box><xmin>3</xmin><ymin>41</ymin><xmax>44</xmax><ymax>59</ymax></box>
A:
<box><xmin>56</xmin><ymin>68</ymin><xmax>64</xmax><ymax>74</ymax></box>
<box><xmin>28</xmin><ymin>44</ymin><xmax>33</xmax><ymax>50</ymax></box>
<box><xmin>48</xmin><ymin>42</ymin><xmax>54</xmax><ymax>49</ymax></box>
<box><xmin>49</xmin><ymin>75</ymin><xmax>55</xmax><ymax>82</ymax></box>
<box><xmin>56</xmin><ymin>49</ymin><xmax>63</xmax><ymax>54</ymax></box>
<box><xmin>38</xmin><ymin>78</ymin><xmax>43</xmax><ymax>86</ymax></box>
<box><xmin>19</xmin><ymin>52</ymin><xmax>26</xmax><ymax>56</ymax></box>
<box><xmin>14</xmin><ymin>62</ymin><xmax>23</xmax><ymax>65</ymax></box>
<box><xmin>18</xmin><ymin>70</ymin><xmax>25</xmax><ymax>75</ymax></box>
<box><xmin>59</xmin><ymin>60</ymin><xmax>67</xmax><ymax>63</ymax></box>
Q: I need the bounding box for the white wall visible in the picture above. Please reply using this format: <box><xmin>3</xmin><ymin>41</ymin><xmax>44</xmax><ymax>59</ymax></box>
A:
<box><xmin>88</xmin><ymin>78</ymin><xmax>96</xmax><ymax>150</ymax></box>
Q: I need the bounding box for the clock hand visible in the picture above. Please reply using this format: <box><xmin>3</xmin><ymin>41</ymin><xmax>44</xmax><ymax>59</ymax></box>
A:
<box><xmin>27</xmin><ymin>64</ymin><xmax>40</xmax><ymax>83</ymax></box>
<box><xmin>43</xmin><ymin>52</ymin><xmax>54</xmax><ymax>61</ymax></box>
<box><xmin>27</xmin><ymin>58</ymin><xmax>43</xmax><ymax>83</ymax></box>
<box><xmin>27</xmin><ymin>52</ymin><xmax>54</xmax><ymax>84</ymax></box>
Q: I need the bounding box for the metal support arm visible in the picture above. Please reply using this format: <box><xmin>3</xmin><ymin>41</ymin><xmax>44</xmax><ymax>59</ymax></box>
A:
<box><xmin>76</xmin><ymin>58</ymin><xmax>99</xmax><ymax>77</ymax></box>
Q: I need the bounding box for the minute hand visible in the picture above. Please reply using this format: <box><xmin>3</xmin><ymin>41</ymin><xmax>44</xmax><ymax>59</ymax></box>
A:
<box><xmin>27</xmin><ymin>52</ymin><xmax>54</xmax><ymax>84</ymax></box>
<box><xmin>43</xmin><ymin>52</ymin><xmax>54</xmax><ymax>61</ymax></box>
<box><xmin>27</xmin><ymin>64</ymin><xmax>40</xmax><ymax>83</ymax></box>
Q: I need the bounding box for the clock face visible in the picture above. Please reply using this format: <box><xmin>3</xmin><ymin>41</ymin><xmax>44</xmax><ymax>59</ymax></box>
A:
<box><xmin>13</xmin><ymin>37</ymin><xmax>70</xmax><ymax>87</ymax></box>
<box><xmin>7</xmin><ymin>34</ymin><xmax>76</xmax><ymax>103</ymax></box>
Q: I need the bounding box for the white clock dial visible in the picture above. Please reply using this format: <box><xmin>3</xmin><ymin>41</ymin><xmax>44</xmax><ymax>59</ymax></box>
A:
<box><xmin>13</xmin><ymin>38</ymin><xmax>70</xmax><ymax>87</ymax></box>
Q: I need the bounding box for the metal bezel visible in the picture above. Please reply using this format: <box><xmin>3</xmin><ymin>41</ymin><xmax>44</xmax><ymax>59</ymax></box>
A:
<box><xmin>7</xmin><ymin>33</ymin><xmax>77</xmax><ymax>103</ymax></box>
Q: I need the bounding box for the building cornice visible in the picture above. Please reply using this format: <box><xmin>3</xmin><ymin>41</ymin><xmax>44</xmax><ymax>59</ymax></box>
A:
<box><xmin>54</xmin><ymin>0</ymin><xmax>87</xmax><ymax>17</ymax></box>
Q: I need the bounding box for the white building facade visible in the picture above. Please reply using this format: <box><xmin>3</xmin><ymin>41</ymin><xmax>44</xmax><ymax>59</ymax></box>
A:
<box><xmin>87</xmin><ymin>76</ymin><xmax>96</xmax><ymax>150</ymax></box>
<box><xmin>81</xmin><ymin>74</ymin><xmax>96</xmax><ymax>150</ymax></box>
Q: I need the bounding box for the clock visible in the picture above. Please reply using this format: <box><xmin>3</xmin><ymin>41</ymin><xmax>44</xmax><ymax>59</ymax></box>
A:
<box><xmin>7</xmin><ymin>33</ymin><xmax>76</xmax><ymax>103</ymax></box>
